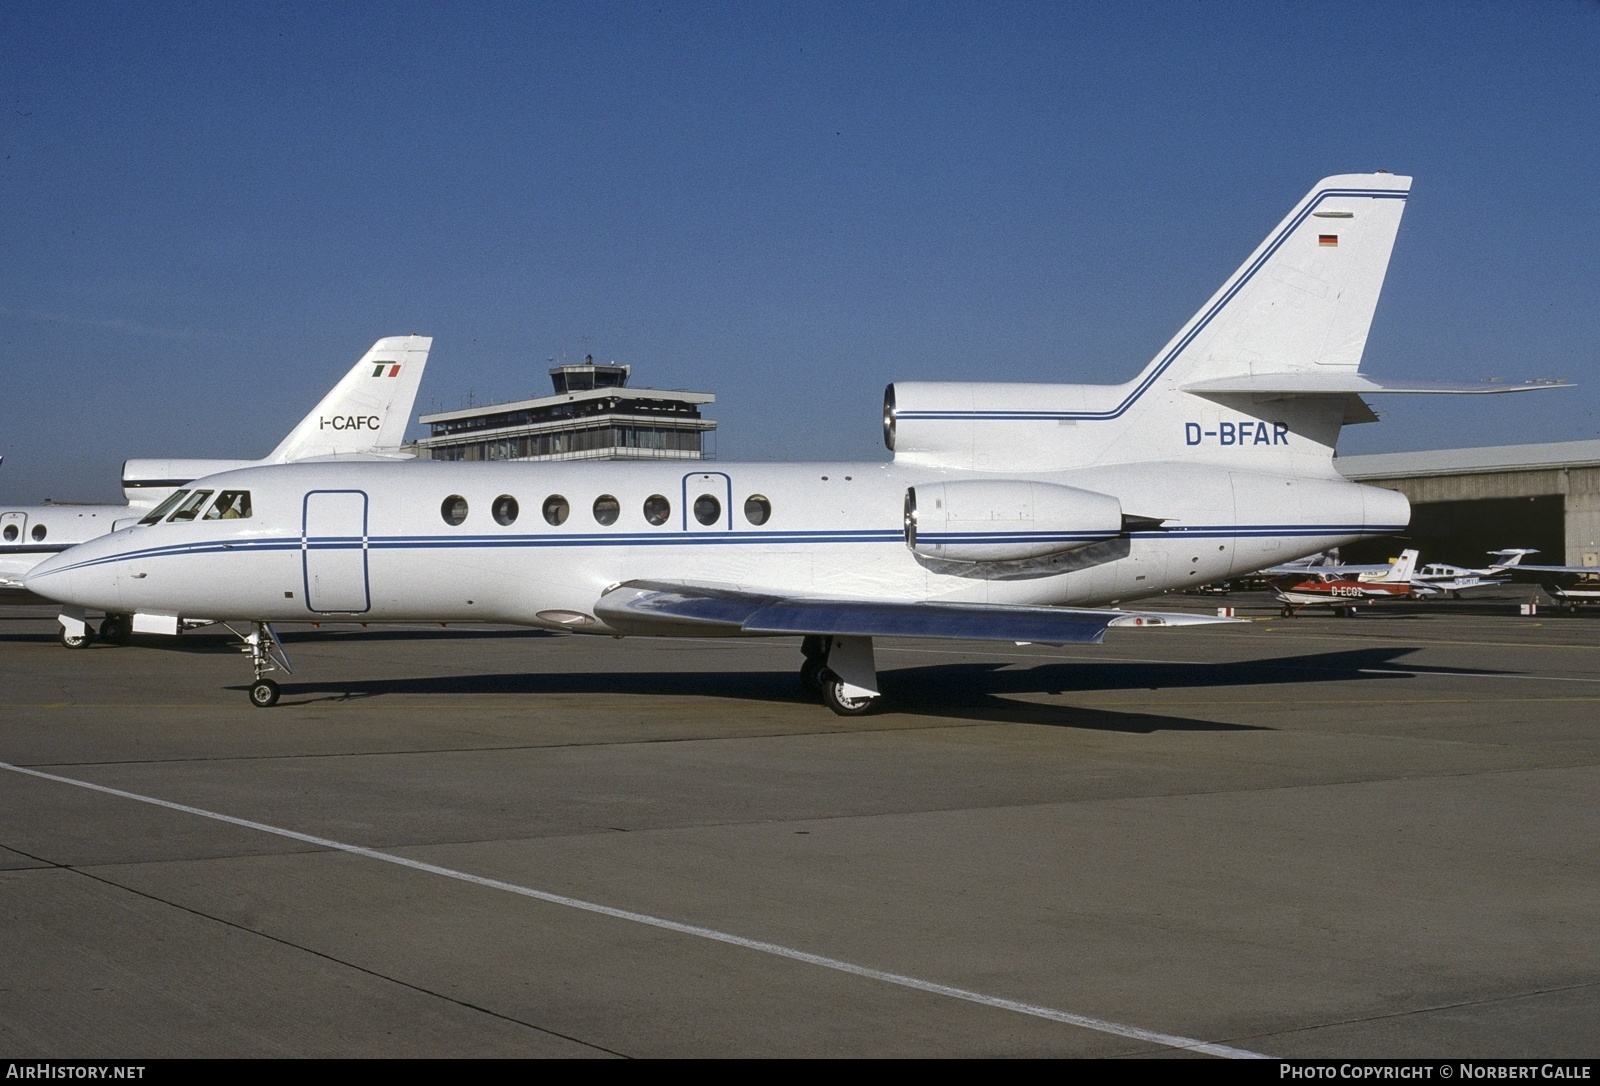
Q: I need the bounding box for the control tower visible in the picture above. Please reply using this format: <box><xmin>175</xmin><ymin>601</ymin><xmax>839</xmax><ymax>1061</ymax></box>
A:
<box><xmin>417</xmin><ymin>355</ymin><xmax>716</xmax><ymax>463</ymax></box>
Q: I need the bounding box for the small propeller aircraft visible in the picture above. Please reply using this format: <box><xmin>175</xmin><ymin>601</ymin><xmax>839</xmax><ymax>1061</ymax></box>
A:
<box><xmin>1412</xmin><ymin>549</ymin><xmax>1537</xmax><ymax>598</ymax></box>
<box><xmin>1491</xmin><ymin>555</ymin><xmax>1600</xmax><ymax>612</ymax></box>
<box><xmin>1268</xmin><ymin>549</ymin><xmax>1419</xmax><ymax>616</ymax></box>
<box><xmin>23</xmin><ymin>174</ymin><xmax>1562</xmax><ymax>713</ymax></box>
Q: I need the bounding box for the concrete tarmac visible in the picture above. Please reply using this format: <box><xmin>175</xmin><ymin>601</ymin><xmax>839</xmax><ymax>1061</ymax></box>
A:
<box><xmin>1</xmin><ymin>595</ymin><xmax>1596</xmax><ymax>1058</ymax></box>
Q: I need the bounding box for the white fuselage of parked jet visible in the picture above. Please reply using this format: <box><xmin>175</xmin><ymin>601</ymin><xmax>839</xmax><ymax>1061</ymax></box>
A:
<box><xmin>31</xmin><ymin>455</ymin><xmax>1407</xmax><ymax>629</ymax></box>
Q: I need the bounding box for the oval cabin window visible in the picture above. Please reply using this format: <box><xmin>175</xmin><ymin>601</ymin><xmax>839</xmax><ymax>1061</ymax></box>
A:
<box><xmin>493</xmin><ymin>495</ymin><xmax>519</xmax><ymax>526</ymax></box>
<box><xmin>643</xmin><ymin>494</ymin><xmax>671</xmax><ymax>526</ymax></box>
<box><xmin>542</xmin><ymin>495</ymin><xmax>569</xmax><ymax>526</ymax></box>
<box><xmin>744</xmin><ymin>495</ymin><xmax>771</xmax><ymax>525</ymax></box>
<box><xmin>693</xmin><ymin>494</ymin><xmax>722</xmax><ymax>526</ymax></box>
<box><xmin>441</xmin><ymin>495</ymin><xmax>469</xmax><ymax>526</ymax></box>
<box><xmin>593</xmin><ymin>495</ymin><xmax>620</xmax><ymax>525</ymax></box>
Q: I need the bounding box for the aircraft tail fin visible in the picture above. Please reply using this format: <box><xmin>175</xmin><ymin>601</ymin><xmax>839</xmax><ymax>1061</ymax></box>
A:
<box><xmin>886</xmin><ymin>174</ymin><xmax>1413</xmax><ymax>472</ymax></box>
<box><xmin>1489</xmin><ymin>548</ymin><xmax>1538</xmax><ymax>567</ymax></box>
<box><xmin>1379</xmin><ymin>548</ymin><xmax>1420</xmax><ymax>584</ymax></box>
<box><xmin>1142</xmin><ymin>173</ymin><xmax>1411</xmax><ymax>391</ymax></box>
<box><xmin>267</xmin><ymin>336</ymin><xmax>431</xmax><ymax>462</ymax></box>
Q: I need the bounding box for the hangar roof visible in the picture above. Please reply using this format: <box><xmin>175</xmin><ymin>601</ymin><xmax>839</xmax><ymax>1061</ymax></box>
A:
<box><xmin>1338</xmin><ymin>439</ymin><xmax>1600</xmax><ymax>480</ymax></box>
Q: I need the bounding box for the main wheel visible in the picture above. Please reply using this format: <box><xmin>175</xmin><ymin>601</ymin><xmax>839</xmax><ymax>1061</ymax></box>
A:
<box><xmin>100</xmin><ymin>615</ymin><xmax>132</xmax><ymax>645</ymax></box>
<box><xmin>800</xmin><ymin>655</ymin><xmax>828</xmax><ymax>697</ymax></box>
<box><xmin>249</xmin><ymin>679</ymin><xmax>281</xmax><ymax>708</ymax></box>
<box><xmin>820</xmin><ymin>671</ymin><xmax>879</xmax><ymax>717</ymax></box>
<box><xmin>60</xmin><ymin>627</ymin><xmax>92</xmax><ymax>649</ymax></box>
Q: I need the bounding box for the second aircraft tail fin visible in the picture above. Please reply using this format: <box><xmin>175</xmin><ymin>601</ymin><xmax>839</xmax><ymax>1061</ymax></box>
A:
<box><xmin>267</xmin><ymin>336</ymin><xmax>432</xmax><ymax>463</ymax></box>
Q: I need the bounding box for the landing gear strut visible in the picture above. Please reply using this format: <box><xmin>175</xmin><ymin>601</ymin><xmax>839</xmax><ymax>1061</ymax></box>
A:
<box><xmin>798</xmin><ymin>635</ymin><xmax>881</xmax><ymax>716</ymax></box>
<box><xmin>800</xmin><ymin>636</ymin><xmax>828</xmax><ymax>696</ymax></box>
<box><xmin>231</xmin><ymin>621</ymin><xmax>293</xmax><ymax>708</ymax></box>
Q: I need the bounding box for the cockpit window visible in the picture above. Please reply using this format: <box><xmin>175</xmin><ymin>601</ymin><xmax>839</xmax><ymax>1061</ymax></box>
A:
<box><xmin>139</xmin><ymin>490</ymin><xmax>191</xmax><ymax>526</ymax></box>
<box><xmin>167</xmin><ymin>490</ymin><xmax>214</xmax><ymax>523</ymax></box>
<box><xmin>203</xmin><ymin>491</ymin><xmax>252</xmax><ymax>520</ymax></box>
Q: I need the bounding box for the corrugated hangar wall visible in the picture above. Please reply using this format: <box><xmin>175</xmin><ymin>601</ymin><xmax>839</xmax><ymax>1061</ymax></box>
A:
<box><xmin>1336</xmin><ymin>442</ymin><xmax>1600</xmax><ymax>568</ymax></box>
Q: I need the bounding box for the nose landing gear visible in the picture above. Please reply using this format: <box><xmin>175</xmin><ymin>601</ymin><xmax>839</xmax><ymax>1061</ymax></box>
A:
<box><xmin>230</xmin><ymin>622</ymin><xmax>293</xmax><ymax>708</ymax></box>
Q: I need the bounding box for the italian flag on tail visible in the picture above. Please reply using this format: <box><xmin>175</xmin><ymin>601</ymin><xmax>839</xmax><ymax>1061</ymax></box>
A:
<box><xmin>371</xmin><ymin>363</ymin><xmax>402</xmax><ymax>377</ymax></box>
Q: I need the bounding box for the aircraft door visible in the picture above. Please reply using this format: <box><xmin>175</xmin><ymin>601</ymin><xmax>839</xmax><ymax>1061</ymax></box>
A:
<box><xmin>681</xmin><ymin>471</ymin><xmax>733</xmax><ymax>532</ymax></box>
<box><xmin>1</xmin><ymin>512</ymin><xmax>25</xmax><ymax>546</ymax></box>
<box><xmin>302</xmin><ymin>490</ymin><xmax>370</xmax><ymax>613</ymax></box>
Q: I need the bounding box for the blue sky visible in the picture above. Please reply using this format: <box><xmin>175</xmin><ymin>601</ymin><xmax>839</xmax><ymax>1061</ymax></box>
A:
<box><xmin>3</xmin><ymin>1</ymin><xmax>1598</xmax><ymax>501</ymax></box>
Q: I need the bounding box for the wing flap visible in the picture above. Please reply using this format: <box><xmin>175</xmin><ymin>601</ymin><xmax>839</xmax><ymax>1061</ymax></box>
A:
<box><xmin>594</xmin><ymin>581</ymin><xmax>1237</xmax><ymax>644</ymax></box>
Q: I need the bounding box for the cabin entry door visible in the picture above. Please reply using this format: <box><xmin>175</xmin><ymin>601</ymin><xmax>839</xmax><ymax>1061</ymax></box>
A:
<box><xmin>302</xmin><ymin>490</ymin><xmax>370</xmax><ymax>613</ymax></box>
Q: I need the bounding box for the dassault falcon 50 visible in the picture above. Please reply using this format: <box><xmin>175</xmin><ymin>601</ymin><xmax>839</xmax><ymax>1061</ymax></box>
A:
<box><xmin>24</xmin><ymin>174</ymin><xmax>1559</xmax><ymax>713</ymax></box>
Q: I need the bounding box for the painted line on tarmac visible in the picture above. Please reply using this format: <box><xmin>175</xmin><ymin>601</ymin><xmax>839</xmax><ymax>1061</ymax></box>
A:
<box><xmin>2</xmin><ymin>759</ymin><xmax>1267</xmax><ymax>1059</ymax></box>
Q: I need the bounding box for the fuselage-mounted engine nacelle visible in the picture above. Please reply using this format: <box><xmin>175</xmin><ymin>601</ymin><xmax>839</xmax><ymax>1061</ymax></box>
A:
<box><xmin>904</xmin><ymin>480</ymin><xmax>1125</xmax><ymax>564</ymax></box>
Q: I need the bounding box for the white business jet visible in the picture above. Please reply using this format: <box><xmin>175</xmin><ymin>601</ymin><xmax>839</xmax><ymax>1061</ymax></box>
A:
<box><xmin>2</xmin><ymin>336</ymin><xmax>430</xmax><ymax>640</ymax></box>
<box><xmin>24</xmin><ymin>175</ymin><xmax>1560</xmax><ymax>714</ymax></box>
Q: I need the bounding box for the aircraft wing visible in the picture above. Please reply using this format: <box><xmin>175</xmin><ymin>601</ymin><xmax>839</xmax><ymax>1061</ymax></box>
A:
<box><xmin>593</xmin><ymin>581</ymin><xmax>1237</xmax><ymax>644</ymax></box>
<box><xmin>1494</xmin><ymin>564</ymin><xmax>1600</xmax><ymax>581</ymax></box>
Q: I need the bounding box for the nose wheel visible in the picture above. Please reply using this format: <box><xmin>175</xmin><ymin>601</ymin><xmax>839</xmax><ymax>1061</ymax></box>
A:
<box><xmin>230</xmin><ymin>621</ymin><xmax>293</xmax><ymax>708</ymax></box>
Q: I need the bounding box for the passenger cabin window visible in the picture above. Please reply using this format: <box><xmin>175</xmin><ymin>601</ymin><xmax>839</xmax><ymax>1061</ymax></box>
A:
<box><xmin>140</xmin><ymin>489</ymin><xmax>191</xmax><ymax>526</ymax></box>
<box><xmin>203</xmin><ymin>491</ymin><xmax>252</xmax><ymax>520</ymax></box>
<box><xmin>744</xmin><ymin>495</ymin><xmax>772</xmax><ymax>525</ymax></box>
<box><xmin>542</xmin><ymin>495</ymin><xmax>569</xmax><ymax>526</ymax></box>
<box><xmin>693</xmin><ymin>494</ymin><xmax>722</xmax><ymax>526</ymax></box>
<box><xmin>168</xmin><ymin>490</ymin><xmax>214</xmax><ymax>523</ymax></box>
<box><xmin>441</xmin><ymin>495</ymin><xmax>469</xmax><ymax>526</ymax></box>
<box><xmin>493</xmin><ymin>495</ymin><xmax>519</xmax><ymax>526</ymax></box>
<box><xmin>643</xmin><ymin>494</ymin><xmax>671</xmax><ymax>526</ymax></box>
<box><xmin>3</xmin><ymin>525</ymin><xmax>17</xmax><ymax>542</ymax></box>
<box><xmin>593</xmin><ymin>495</ymin><xmax>619</xmax><ymax>525</ymax></box>
<box><xmin>31</xmin><ymin>524</ymin><xmax>47</xmax><ymax>542</ymax></box>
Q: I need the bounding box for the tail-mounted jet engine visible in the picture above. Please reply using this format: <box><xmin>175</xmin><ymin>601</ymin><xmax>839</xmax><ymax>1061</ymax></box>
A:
<box><xmin>904</xmin><ymin>480</ymin><xmax>1124</xmax><ymax>564</ymax></box>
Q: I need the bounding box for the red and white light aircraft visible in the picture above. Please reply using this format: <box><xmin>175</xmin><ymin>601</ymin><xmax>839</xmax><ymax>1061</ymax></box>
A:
<box><xmin>1269</xmin><ymin>549</ymin><xmax>1419</xmax><ymax>616</ymax></box>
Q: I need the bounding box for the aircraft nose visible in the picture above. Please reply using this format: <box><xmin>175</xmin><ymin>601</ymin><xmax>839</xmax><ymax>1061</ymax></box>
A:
<box><xmin>22</xmin><ymin>542</ymin><xmax>115</xmax><ymax>609</ymax></box>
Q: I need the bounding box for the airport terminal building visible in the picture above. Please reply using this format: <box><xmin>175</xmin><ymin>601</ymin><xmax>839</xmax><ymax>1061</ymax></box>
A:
<box><xmin>416</xmin><ymin>357</ymin><xmax>716</xmax><ymax>464</ymax></box>
<box><xmin>1337</xmin><ymin>439</ymin><xmax>1600</xmax><ymax>567</ymax></box>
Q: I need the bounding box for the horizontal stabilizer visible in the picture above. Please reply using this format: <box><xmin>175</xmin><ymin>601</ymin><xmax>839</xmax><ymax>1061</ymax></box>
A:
<box><xmin>1183</xmin><ymin>374</ymin><xmax>1568</xmax><ymax>397</ymax></box>
<box><xmin>594</xmin><ymin>581</ymin><xmax>1237</xmax><ymax>644</ymax></box>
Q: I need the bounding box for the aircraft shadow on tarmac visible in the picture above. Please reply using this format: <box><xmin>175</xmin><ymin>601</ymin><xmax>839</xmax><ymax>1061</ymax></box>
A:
<box><xmin>232</xmin><ymin>645</ymin><xmax>1464</xmax><ymax>732</ymax></box>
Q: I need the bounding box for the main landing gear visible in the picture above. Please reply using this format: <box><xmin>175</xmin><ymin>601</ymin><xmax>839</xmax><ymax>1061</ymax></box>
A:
<box><xmin>228</xmin><ymin>621</ymin><xmax>293</xmax><ymax>708</ymax></box>
<box><xmin>800</xmin><ymin>634</ymin><xmax>882</xmax><ymax>717</ymax></box>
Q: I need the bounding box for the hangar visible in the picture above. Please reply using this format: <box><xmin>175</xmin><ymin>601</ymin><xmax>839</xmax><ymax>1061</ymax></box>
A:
<box><xmin>1336</xmin><ymin>440</ymin><xmax>1600</xmax><ymax>567</ymax></box>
